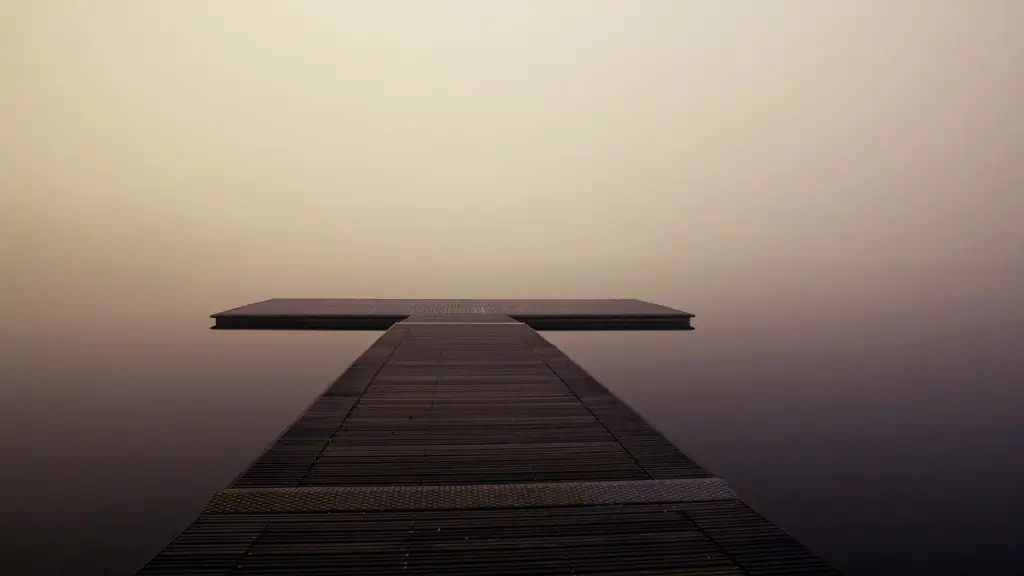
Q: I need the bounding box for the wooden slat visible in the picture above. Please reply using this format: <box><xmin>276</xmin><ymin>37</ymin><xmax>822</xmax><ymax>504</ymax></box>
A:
<box><xmin>136</xmin><ymin>312</ymin><xmax>843</xmax><ymax>575</ymax></box>
<box><xmin>139</xmin><ymin>503</ymin><xmax>843</xmax><ymax>575</ymax></box>
<box><xmin>210</xmin><ymin>298</ymin><xmax>694</xmax><ymax>330</ymax></box>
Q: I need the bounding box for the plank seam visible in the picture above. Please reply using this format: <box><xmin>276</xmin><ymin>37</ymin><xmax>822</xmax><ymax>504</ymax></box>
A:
<box><xmin>298</xmin><ymin>329</ymin><xmax>404</xmax><ymax>485</ymax></box>
<box><xmin>530</xmin><ymin>333</ymin><xmax>656</xmax><ymax>480</ymax></box>
<box><xmin>225</xmin><ymin>361</ymin><xmax>369</xmax><ymax>488</ymax></box>
<box><xmin>532</xmin><ymin>332</ymin><xmax>710</xmax><ymax>479</ymax></box>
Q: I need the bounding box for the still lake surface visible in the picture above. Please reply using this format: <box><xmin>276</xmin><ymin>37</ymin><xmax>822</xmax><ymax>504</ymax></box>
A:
<box><xmin>1</xmin><ymin>295</ymin><xmax>1022</xmax><ymax>575</ymax></box>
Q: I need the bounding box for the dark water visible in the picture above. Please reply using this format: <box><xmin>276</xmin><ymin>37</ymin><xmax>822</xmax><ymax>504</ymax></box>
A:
<box><xmin>1</xmin><ymin>295</ymin><xmax>1022</xmax><ymax>576</ymax></box>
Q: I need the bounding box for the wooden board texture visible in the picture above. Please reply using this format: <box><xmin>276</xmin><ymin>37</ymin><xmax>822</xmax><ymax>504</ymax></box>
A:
<box><xmin>211</xmin><ymin>299</ymin><xmax>694</xmax><ymax>330</ymax></box>
<box><xmin>136</xmin><ymin>315</ymin><xmax>842</xmax><ymax>575</ymax></box>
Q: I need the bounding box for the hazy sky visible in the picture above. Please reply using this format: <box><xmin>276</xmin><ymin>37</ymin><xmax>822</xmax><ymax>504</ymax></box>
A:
<box><xmin>4</xmin><ymin>0</ymin><xmax>1021</xmax><ymax>324</ymax></box>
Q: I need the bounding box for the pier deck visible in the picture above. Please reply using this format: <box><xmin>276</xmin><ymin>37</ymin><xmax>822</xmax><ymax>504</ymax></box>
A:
<box><xmin>135</xmin><ymin>302</ymin><xmax>842</xmax><ymax>575</ymax></box>
<box><xmin>211</xmin><ymin>298</ymin><xmax>694</xmax><ymax>330</ymax></box>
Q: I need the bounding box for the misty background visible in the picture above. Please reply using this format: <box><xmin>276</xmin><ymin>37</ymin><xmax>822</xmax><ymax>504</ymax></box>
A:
<box><xmin>2</xmin><ymin>2</ymin><xmax>1022</xmax><ymax>575</ymax></box>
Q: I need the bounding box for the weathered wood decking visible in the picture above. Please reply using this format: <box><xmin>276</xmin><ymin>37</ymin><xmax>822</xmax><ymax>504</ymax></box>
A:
<box><xmin>135</xmin><ymin>303</ymin><xmax>843</xmax><ymax>575</ymax></box>
<box><xmin>211</xmin><ymin>298</ymin><xmax>694</xmax><ymax>330</ymax></box>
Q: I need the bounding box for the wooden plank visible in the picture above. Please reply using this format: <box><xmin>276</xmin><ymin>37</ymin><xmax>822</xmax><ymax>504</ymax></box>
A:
<box><xmin>139</xmin><ymin>505</ymin><xmax>841</xmax><ymax>575</ymax></box>
<box><xmin>201</xmin><ymin>479</ymin><xmax>738</xmax><ymax>513</ymax></box>
<box><xmin>136</xmin><ymin>313</ymin><xmax>843</xmax><ymax>575</ymax></box>
<box><xmin>210</xmin><ymin>298</ymin><xmax>694</xmax><ymax>330</ymax></box>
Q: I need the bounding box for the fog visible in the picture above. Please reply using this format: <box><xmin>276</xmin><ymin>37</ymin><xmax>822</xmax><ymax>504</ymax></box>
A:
<box><xmin>2</xmin><ymin>2</ymin><xmax>1022</xmax><ymax>574</ymax></box>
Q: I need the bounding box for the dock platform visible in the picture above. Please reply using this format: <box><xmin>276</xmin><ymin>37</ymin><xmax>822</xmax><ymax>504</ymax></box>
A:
<box><xmin>135</xmin><ymin>302</ymin><xmax>842</xmax><ymax>575</ymax></box>
<box><xmin>211</xmin><ymin>298</ymin><xmax>695</xmax><ymax>330</ymax></box>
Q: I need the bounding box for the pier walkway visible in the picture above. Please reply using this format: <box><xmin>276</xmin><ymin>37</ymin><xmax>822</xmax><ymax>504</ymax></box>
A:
<box><xmin>136</xmin><ymin>299</ymin><xmax>842</xmax><ymax>575</ymax></box>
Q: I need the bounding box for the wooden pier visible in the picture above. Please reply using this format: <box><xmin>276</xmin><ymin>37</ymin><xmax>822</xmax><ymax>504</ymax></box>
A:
<box><xmin>136</xmin><ymin>300</ymin><xmax>843</xmax><ymax>575</ymax></box>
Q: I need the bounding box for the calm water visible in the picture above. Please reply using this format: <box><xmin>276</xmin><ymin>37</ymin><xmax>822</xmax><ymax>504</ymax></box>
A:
<box><xmin>2</xmin><ymin>294</ymin><xmax>1022</xmax><ymax>576</ymax></box>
